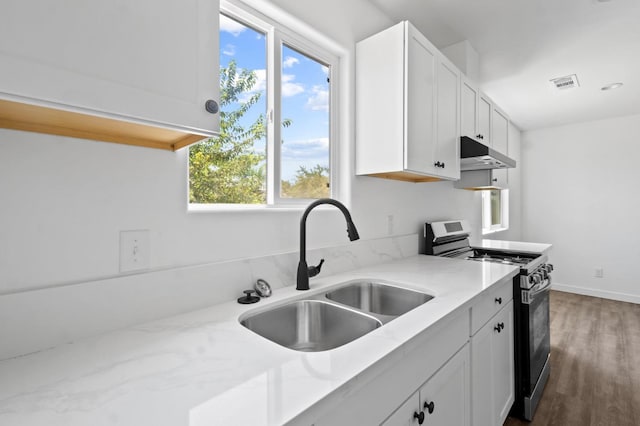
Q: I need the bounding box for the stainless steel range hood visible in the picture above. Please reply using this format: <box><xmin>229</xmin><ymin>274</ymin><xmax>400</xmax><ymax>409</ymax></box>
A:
<box><xmin>460</xmin><ymin>136</ymin><xmax>516</xmax><ymax>171</ymax></box>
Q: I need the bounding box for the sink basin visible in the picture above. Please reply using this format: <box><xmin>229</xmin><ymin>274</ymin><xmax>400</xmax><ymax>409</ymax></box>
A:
<box><xmin>325</xmin><ymin>281</ymin><xmax>433</xmax><ymax>317</ymax></box>
<box><xmin>240</xmin><ymin>299</ymin><xmax>382</xmax><ymax>352</ymax></box>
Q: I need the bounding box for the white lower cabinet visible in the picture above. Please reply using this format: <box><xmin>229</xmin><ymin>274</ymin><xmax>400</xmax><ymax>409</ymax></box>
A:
<box><xmin>471</xmin><ymin>300</ymin><xmax>515</xmax><ymax>426</ymax></box>
<box><xmin>305</xmin><ymin>280</ymin><xmax>515</xmax><ymax>426</ymax></box>
<box><xmin>382</xmin><ymin>344</ymin><xmax>470</xmax><ymax>426</ymax></box>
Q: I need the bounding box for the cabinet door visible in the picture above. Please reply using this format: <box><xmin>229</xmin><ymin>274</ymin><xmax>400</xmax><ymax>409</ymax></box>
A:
<box><xmin>493</xmin><ymin>301</ymin><xmax>515</xmax><ymax>424</ymax></box>
<box><xmin>0</xmin><ymin>0</ymin><xmax>219</xmax><ymax>134</ymax></box>
<box><xmin>434</xmin><ymin>56</ymin><xmax>460</xmax><ymax>180</ymax></box>
<box><xmin>478</xmin><ymin>94</ymin><xmax>492</xmax><ymax>145</ymax></box>
<box><xmin>491</xmin><ymin>106</ymin><xmax>510</xmax><ymax>187</ymax></box>
<box><xmin>419</xmin><ymin>344</ymin><xmax>471</xmax><ymax>426</ymax></box>
<box><xmin>471</xmin><ymin>309</ymin><xmax>497</xmax><ymax>426</ymax></box>
<box><xmin>405</xmin><ymin>24</ymin><xmax>437</xmax><ymax>175</ymax></box>
<box><xmin>471</xmin><ymin>301</ymin><xmax>515</xmax><ymax>426</ymax></box>
<box><xmin>461</xmin><ymin>77</ymin><xmax>479</xmax><ymax>139</ymax></box>
<box><xmin>383</xmin><ymin>344</ymin><xmax>470</xmax><ymax>426</ymax></box>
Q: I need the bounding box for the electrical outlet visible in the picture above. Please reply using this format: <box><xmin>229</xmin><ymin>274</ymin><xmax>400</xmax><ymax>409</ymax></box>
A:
<box><xmin>594</xmin><ymin>268</ymin><xmax>604</xmax><ymax>278</ymax></box>
<box><xmin>120</xmin><ymin>230</ymin><xmax>150</xmax><ymax>273</ymax></box>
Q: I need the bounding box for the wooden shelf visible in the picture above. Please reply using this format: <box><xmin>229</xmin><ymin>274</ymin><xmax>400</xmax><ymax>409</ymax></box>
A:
<box><xmin>0</xmin><ymin>98</ymin><xmax>209</xmax><ymax>151</ymax></box>
<box><xmin>365</xmin><ymin>171</ymin><xmax>442</xmax><ymax>183</ymax></box>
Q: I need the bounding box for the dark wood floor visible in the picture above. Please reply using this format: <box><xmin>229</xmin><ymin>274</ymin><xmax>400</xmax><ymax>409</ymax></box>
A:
<box><xmin>504</xmin><ymin>290</ymin><xmax>640</xmax><ymax>426</ymax></box>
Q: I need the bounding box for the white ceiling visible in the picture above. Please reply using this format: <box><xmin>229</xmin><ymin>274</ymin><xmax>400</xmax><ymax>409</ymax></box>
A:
<box><xmin>370</xmin><ymin>0</ymin><xmax>640</xmax><ymax>131</ymax></box>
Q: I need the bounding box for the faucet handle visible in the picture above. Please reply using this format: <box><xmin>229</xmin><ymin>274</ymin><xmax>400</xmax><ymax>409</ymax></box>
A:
<box><xmin>308</xmin><ymin>259</ymin><xmax>325</xmax><ymax>278</ymax></box>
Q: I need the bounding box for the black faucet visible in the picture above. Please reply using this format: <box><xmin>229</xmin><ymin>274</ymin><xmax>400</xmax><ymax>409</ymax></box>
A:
<box><xmin>296</xmin><ymin>198</ymin><xmax>360</xmax><ymax>291</ymax></box>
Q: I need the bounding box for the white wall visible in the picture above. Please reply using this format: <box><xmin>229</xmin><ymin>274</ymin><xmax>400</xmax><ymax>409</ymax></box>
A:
<box><xmin>522</xmin><ymin>113</ymin><xmax>640</xmax><ymax>303</ymax></box>
<box><xmin>0</xmin><ymin>0</ymin><xmax>517</xmax><ymax>299</ymax></box>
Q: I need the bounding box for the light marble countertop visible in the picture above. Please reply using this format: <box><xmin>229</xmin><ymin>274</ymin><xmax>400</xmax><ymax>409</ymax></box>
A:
<box><xmin>0</xmin><ymin>255</ymin><xmax>519</xmax><ymax>426</ymax></box>
<box><xmin>471</xmin><ymin>239</ymin><xmax>552</xmax><ymax>256</ymax></box>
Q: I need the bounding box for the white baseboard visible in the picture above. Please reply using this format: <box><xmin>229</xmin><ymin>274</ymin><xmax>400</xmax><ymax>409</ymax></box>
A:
<box><xmin>552</xmin><ymin>282</ymin><xmax>640</xmax><ymax>305</ymax></box>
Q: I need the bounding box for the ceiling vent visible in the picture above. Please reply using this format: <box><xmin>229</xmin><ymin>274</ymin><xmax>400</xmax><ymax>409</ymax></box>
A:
<box><xmin>550</xmin><ymin>74</ymin><xmax>580</xmax><ymax>90</ymax></box>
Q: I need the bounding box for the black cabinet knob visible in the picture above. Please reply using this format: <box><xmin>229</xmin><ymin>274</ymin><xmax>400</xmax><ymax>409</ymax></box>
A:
<box><xmin>494</xmin><ymin>324</ymin><xmax>502</xmax><ymax>333</ymax></box>
<box><xmin>424</xmin><ymin>400</ymin><xmax>435</xmax><ymax>414</ymax></box>
<box><xmin>413</xmin><ymin>410</ymin><xmax>425</xmax><ymax>424</ymax></box>
<box><xmin>205</xmin><ymin>99</ymin><xmax>219</xmax><ymax>114</ymax></box>
<box><xmin>495</xmin><ymin>297</ymin><xmax>502</xmax><ymax>304</ymax></box>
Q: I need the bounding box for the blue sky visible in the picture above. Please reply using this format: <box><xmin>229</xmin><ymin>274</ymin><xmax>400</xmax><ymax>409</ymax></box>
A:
<box><xmin>219</xmin><ymin>15</ymin><xmax>330</xmax><ymax>182</ymax></box>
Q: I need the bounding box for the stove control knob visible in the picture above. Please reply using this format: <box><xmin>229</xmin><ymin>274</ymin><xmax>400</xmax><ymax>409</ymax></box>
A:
<box><xmin>530</xmin><ymin>273</ymin><xmax>542</xmax><ymax>285</ymax></box>
<box><xmin>545</xmin><ymin>264</ymin><xmax>554</xmax><ymax>272</ymax></box>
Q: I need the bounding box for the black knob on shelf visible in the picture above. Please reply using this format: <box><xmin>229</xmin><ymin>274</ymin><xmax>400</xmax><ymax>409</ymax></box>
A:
<box><xmin>424</xmin><ymin>400</ymin><xmax>435</xmax><ymax>414</ymax></box>
<box><xmin>205</xmin><ymin>99</ymin><xmax>219</xmax><ymax>114</ymax></box>
<box><xmin>492</xmin><ymin>178</ymin><xmax>498</xmax><ymax>182</ymax></box>
<box><xmin>413</xmin><ymin>410</ymin><xmax>425</xmax><ymax>424</ymax></box>
<box><xmin>495</xmin><ymin>297</ymin><xmax>502</xmax><ymax>304</ymax></box>
<box><xmin>441</xmin><ymin>162</ymin><xmax>445</xmax><ymax>168</ymax></box>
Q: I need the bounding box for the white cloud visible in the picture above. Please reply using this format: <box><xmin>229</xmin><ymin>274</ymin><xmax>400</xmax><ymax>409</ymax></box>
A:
<box><xmin>253</xmin><ymin>69</ymin><xmax>267</xmax><ymax>92</ymax></box>
<box><xmin>222</xmin><ymin>44</ymin><xmax>236</xmax><ymax>56</ymax></box>
<box><xmin>282</xmin><ymin>74</ymin><xmax>305</xmax><ymax>97</ymax></box>
<box><xmin>281</xmin><ymin>138</ymin><xmax>329</xmax><ymax>161</ymax></box>
<box><xmin>219</xmin><ymin>15</ymin><xmax>246</xmax><ymax>36</ymax></box>
<box><xmin>306</xmin><ymin>85</ymin><xmax>329</xmax><ymax>111</ymax></box>
<box><xmin>283</xmin><ymin>56</ymin><xmax>300</xmax><ymax>68</ymax></box>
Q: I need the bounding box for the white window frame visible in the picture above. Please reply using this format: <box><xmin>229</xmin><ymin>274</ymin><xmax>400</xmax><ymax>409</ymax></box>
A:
<box><xmin>482</xmin><ymin>189</ymin><xmax>509</xmax><ymax>234</ymax></box>
<box><xmin>189</xmin><ymin>0</ymin><xmax>340</xmax><ymax>210</ymax></box>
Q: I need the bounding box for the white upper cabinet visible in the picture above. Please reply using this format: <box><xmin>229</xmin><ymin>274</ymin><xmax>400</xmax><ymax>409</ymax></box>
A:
<box><xmin>478</xmin><ymin>93</ymin><xmax>493</xmax><ymax>145</ymax></box>
<box><xmin>356</xmin><ymin>21</ymin><xmax>460</xmax><ymax>182</ymax></box>
<box><xmin>461</xmin><ymin>76</ymin><xmax>480</xmax><ymax>140</ymax></box>
<box><xmin>405</xmin><ymin>25</ymin><xmax>438</xmax><ymax>176</ymax></box>
<box><xmin>461</xmin><ymin>76</ymin><xmax>493</xmax><ymax>145</ymax></box>
<box><xmin>0</xmin><ymin>0</ymin><xmax>219</xmax><ymax>150</ymax></box>
<box><xmin>436</xmin><ymin>56</ymin><xmax>461</xmax><ymax>179</ymax></box>
<box><xmin>491</xmin><ymin>105</ymin><xmax>510</xmax><ymax>187</ymax></box>
<box><xmin>492</xmin><ymin>105</ymin><xmax>509</xmax><ymax>154</ymax></box>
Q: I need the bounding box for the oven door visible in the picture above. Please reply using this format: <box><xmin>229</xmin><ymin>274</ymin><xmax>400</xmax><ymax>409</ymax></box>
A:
<box><xmin>522</xmin><ymin>277</ymin><xmax>551</xmax><ymax>394</ymax></box>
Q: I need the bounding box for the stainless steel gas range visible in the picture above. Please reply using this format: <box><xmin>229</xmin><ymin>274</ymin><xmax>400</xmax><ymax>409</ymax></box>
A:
<box><xmin>421</xmin><ymin>220</ymin><xmax>553</xmax><ymax>421</ymax></box>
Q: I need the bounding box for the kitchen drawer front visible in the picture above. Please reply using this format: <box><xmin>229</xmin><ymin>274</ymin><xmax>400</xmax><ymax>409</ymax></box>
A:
<box><xmin>470</xmin><ymin>277</ymin><xmax>513</xmax><ymax>335</ymax></box>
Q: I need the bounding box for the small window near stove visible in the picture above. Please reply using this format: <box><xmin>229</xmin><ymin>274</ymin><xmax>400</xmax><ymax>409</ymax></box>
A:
<box><xmin>482</xmin><ymin>189</ymin><xmax>509</xmax><ymax>234</ymax></box>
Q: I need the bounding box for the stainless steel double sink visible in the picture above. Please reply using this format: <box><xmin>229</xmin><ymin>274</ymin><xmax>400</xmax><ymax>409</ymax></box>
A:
<box><xmin>240</xmin><ymin>281</ymin><xmax>434</xmax><ymax>352</ymax></box>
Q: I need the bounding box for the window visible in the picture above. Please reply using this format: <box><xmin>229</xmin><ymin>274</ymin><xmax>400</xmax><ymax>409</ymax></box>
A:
<box><xmin>482</xmin><ymin>189</ymin><xmax>509</xmax><ymax>234</ymax></box>
<box><xmin>189</xmin><ymin>3</ymin><xmax>337</xmax><ymax>206</ymax></box>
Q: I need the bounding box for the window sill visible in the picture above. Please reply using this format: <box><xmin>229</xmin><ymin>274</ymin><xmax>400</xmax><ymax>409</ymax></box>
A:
<box><xmin>187</xmin><ymin>202</ymin><xmax>344</xmax><ymax>213</ymax></box>
<box><xmin>482</xmin><ymin>227</ymin><xmax>509</xmax><ymax>235</ymax></box>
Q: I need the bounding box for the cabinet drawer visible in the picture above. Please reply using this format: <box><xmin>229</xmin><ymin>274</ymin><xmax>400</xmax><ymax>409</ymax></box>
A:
<box><xmin>470</xmin><ymin>277</ymin><xmax>513</xmax><ymax>335</ymax></box>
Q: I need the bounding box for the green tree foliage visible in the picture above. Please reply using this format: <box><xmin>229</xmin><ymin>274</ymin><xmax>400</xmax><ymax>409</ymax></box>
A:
<box><xmin>189</xmin><ymin>60</ymin><xmax>267</xmax><ymax>204</ymax></box>
<box><xmin>281</xmin><ymin>165</ymin><xmax>330</xmax><ymax>199</ymax></box>
<box><xmin>189</xmin><ymin>60</ymin><xmax>327</xmax><ymax>203</ymax></box>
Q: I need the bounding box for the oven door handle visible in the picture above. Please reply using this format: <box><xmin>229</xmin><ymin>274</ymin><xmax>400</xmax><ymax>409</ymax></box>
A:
<box><xmin>530</xmin><ymin>276</ymin><xmax>552</xmax><ymax>298</ymax></box>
